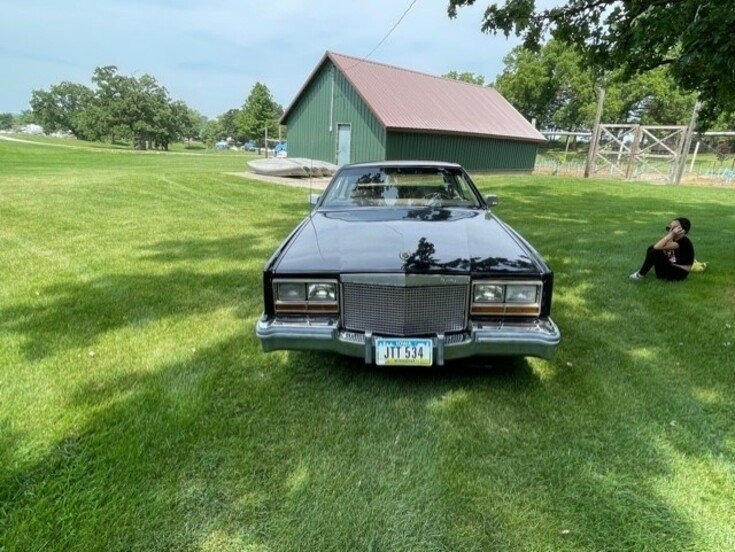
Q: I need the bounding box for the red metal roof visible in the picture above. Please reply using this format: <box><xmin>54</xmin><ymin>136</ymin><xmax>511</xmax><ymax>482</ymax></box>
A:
<box><xmin>283</xmin><ymin>51</ymin><xmax>545</xmax><ymax>143</ymax></box>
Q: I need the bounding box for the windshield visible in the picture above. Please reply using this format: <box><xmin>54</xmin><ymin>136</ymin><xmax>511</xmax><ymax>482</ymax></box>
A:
<box><xmin>320</xmin><ymin>166</ymin><xmax>482</xmax><ymax>209</ymax></box>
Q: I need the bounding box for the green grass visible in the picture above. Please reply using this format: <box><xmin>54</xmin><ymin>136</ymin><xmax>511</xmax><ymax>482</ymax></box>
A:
<box><xmin>1</xmin><ymin>137</ymin><xmax>734</xmax><ymax>551</ymax></box>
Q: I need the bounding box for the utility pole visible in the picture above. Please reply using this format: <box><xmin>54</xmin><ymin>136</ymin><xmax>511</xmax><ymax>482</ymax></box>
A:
<box><xmin>584</xmin><ymin>87</ymin><xmax>605</xmax><ymax>178</ymax></box>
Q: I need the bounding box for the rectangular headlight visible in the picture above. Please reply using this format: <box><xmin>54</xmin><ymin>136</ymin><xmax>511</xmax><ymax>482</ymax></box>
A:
<box><xmin>473</xmin><ymin>283</ymin><xmax>504</xmax><ymax>303</ymax></box>
<box><xmin>471</xmin><ymin>280</ymin><xmax>542</xmax><ymax>317</ymax></box>
<box><xmin>505</xmin><ymin>284</ymin><xmax>539</xmax><ymax>303</ymax></box>
<box><xmin>277</xmin><ymin>282</ymin><xmax>306</xmax><ymax>301</ymax></box>
<box><xmin>274</xmin><ymin>279</ymin><xmax>339</xmax><ymax>314</ymax></box>
<box><xmin>308</xmin><ymin>282</ymin><xmax>337</xmax><ymax>301</ymax></box>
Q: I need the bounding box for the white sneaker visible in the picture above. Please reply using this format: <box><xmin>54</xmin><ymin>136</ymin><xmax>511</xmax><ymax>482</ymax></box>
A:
<box><xmin>629</xmin><ymin>271</ymin><xmax>645</xmax><ymax>280</ymax></box>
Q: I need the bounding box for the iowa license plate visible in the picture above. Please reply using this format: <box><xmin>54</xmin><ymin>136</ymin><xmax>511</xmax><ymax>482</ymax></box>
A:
<box><xmin>375</xmin><ymin>338</ymin><xmax>433</xmax><ymax>366</ymax></box>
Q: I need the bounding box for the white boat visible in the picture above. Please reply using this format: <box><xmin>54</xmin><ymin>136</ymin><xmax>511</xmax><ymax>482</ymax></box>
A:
<box><xmin>248</xmin><ymin>157</ymin><xmax>338</xmax><ymax>178</ymax></box>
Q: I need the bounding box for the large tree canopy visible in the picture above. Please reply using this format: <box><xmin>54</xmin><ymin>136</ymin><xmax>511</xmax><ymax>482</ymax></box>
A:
<box><xmin>29</xmin><ymin>66</ymin><xmax>205</xmax><ymax>148</ymax></box>
<box><xmin>493</xmin><ymin>40</ymin><xmax>696</xmax><ymax>129</ymax></box>
<box><xmin>447</xmin><ymin>0</ymin><xmax>735</xmax><ymax>124</ymax></box>
<box><xmin>30</xmin><ymin>82</ymin><xmax>94</xmax><ymax>139</ymax></box>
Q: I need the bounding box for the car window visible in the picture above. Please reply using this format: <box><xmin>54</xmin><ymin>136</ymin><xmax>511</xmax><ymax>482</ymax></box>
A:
<box><xmin>321</xmin><ymin>167</ymin><xmax>481</xmax><ymax>208</ymax></box>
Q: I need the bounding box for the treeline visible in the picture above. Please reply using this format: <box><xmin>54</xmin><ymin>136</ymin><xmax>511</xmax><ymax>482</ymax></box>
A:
<box><xmin>446</xmin><ymin>40</ymin><xmax>735</xmax><ymax>132</ymax></box>
<box><xmin>5</xmin><ymin>66</ymin><xmax>284</xmax><ymax>150</ymax></box>
<box><xmin>10</xmin><ymin>39</ymin><xmax>734</xmax><ymax>147</ymax></box>
<box><xmin>494</xmin><ymin>40</ymin><xmax>699</xmax><ymax>131</ymax></box>
<box><xmin>29</xmin><ymin>66</ymin><xmax>201</xmax><ymax>150</ymax></box>
<box><xmin>201</xmin><ymin>82</ymin><xmax>283</xmax><ymax>147</ymax></box>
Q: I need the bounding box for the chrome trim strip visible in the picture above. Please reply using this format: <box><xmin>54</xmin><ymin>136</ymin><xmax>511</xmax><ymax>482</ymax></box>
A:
<box><xmin>364</xmin><ymin>331</ymin><xmax>373</xmax><ymax>364</ymax></box>
<box><xmin>437</xmin><ymin>333</ymin><xmax>445</xmax><ymax>366</ymax></box>
<box><xmin>341</xmin><ymin>273</ymin><xmax>470</xmax><ymax>286</ymax></box>
<box><xmin>256</xmin><ymin>316</ymin><xmax>561</xmax><ymax>362</ymax></box>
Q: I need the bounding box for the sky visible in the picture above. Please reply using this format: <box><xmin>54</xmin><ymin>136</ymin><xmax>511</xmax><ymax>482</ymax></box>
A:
<box><xmin>1</xmin><ymin>0</ymin><xmax>531</xmax><ymax>119</ymax></box>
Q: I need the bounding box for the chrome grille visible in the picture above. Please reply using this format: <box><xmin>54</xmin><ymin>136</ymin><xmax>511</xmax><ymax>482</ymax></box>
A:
<box><xmin>342</xmin><ymin>282</ymin><xmax>468</xmax><ymax>335</ymax></box>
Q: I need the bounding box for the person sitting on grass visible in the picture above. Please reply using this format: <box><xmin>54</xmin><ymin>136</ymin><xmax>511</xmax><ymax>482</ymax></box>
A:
<box><xmin>630</xmin><ymin>217</ymin><xmax>694</xmax><ymax>281</ymax></box>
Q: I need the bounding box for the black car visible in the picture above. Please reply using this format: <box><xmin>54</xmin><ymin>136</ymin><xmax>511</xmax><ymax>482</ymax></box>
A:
<box><xmin>256</xmin><ymin>161</ymin><xmax>560</xmax><ymax>366</ymax></box>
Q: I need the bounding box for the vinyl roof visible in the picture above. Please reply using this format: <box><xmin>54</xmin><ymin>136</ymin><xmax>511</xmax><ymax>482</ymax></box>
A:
<box><xmin>283</xmin><ymin>51</ymin><xmax>546</xmax><ymax>143</ymax></box>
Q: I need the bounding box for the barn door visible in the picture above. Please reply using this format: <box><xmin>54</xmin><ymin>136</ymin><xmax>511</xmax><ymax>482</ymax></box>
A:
<box><xmin>337</xmin><ymin>124</ymin><xmax>351</xmax><ymax>166</ymax></box>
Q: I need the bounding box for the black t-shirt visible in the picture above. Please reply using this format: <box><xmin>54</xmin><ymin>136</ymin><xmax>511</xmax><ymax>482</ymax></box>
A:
<box><xmin>665</xmin><ymin>236</ymin><xmax>694</xmax><ymax>266</ymax></box>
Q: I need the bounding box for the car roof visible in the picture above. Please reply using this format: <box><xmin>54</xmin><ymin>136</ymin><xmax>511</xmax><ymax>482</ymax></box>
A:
<box><xmin>341</xmin><ymin>160</ymin><xmax>463</xmax><ymax>170</ymax></box>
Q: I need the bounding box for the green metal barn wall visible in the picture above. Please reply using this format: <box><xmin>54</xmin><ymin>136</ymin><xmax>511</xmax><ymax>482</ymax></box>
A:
<box><xmin>332</xmin><ymin>68</ymin><xmax>386</xmax><ymax>163</ymax></box>
<box><xmin>284</xmin><ymin>64</ymin><xmax>336</xmax><ymax>162</ymax></box>
<box><xmin>284</xmin><ymin>62</ymin><xmax>386</xmax><ymax>164</ymax></box>
<box><xmin>284</xmin><ymin>61</ymin><xmax>539</xmax><ymax>170</ymax></box>
<box><xmin>385</xmin><ymin>132</ymin><xmax>539</xmax><ymax>172</ymax></box>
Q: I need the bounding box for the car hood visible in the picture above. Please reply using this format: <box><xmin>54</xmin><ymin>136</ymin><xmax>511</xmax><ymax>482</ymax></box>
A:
<box><xmin>272</xmin><ymin>208</ymin><xmax>545</xmax><ymax>275</ymax></box>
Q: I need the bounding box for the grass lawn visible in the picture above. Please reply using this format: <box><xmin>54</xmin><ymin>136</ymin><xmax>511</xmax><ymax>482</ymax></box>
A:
<box><xmin>1</xmin><ymin>137</ymin><xmax>733</xmax><ymax>551</ymax></box>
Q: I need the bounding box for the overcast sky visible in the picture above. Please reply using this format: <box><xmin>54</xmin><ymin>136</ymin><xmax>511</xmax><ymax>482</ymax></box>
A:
<box><xmin>2</xmin><ymin>0</ymin><xmax>532</xmax><ymax>119</ymax></box>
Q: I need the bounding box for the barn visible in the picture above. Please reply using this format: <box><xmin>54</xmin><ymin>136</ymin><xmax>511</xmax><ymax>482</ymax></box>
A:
<box><xmin>280</xmin><ymin>51</ymin><xmax>545</xmax><ymax>172</ymax></box>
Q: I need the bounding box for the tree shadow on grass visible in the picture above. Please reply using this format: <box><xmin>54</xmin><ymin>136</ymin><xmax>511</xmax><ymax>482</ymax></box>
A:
<box><xmin>137</xmin><ymin>222</ymin><xmax>302</xmax><ymax>265</ymax></box>
<box><xmin>0</xmin><ymin>268</ymin><xmax>259</xmax><ymax>361</ymax></box>
<box><xmin>0</xmin><ymin>219</ymin><xmax>299</xmax><ymax>361</ymax></box>
<box><xmin>294</xmin><ymin>351</ymin><xmax>537</xmax><ymax>384</ymax></box>
<box><xmin>0</xmin><ymin>334</ymin><xmax>713</xmax><ymax>551</ymax></box>
<box><xmin>3</xmin><ymin>181</ymin><xmax>732</xmax><ymax>549</ymax></box>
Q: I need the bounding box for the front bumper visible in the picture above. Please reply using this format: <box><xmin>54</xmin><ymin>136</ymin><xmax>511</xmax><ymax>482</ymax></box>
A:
<box><xmin>255</xmin><ymin>316</ymin><xmax>560</xmax><ymax>364</ymax></box>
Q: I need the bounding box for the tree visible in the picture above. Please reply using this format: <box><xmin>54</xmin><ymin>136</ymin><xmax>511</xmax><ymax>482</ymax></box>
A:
<box><xmin>16</xmin><ymin>110</ymin><xmax>36</xmax><ymax>125</ymax></box>
<box><xmin>201</xmin><ymin>118</ymin><xmax>225</xmax><ymax>145</ymax></box>
<box><xmin>494</xmin><ymin>40</ymin><xmax>696</xmax><ymax>130</ymax></box>
<box><xmin>177</xmin><ymin>106</ymin><xmax>204</xmax><ymax>143</ymax></box>
<box><xmin>447</xmin><ymin>0</ymin><xmax>735</xmax><ymax>124</ymax></box>
<box><xmin>132</xmin><ymin>73</ymin><xmax>175</xmax><ymax>149</ymax></box>
<box><xmin>237</xmin><ymin>83</ymin><xmax>283</xmax><ymax>144</ymax></box>
<box><xmin>29</xmin><ymin>82</ymin><xmax>94</xmax><ymax>138</ymax></box>
<box><xmin>219</xmin><ymin>109</ymin><xmax>241</xmax><ymax>141</ymax></box>
<box><xmin>90</xmin><ymin>65</ymin><xmax>135</xmax><ymax>143</ymax></box>
<box><xmin>494</xmin><ymin>40</ymin><xmax>591</xmax><ymax>129</ymax></box>
<box><xmin>27</xmin><ymin>66</ymin><xmax>280</xmax><ymax>148</ymax></box>
<box><xmin>0</xmin><ymin>113</ymin><xmax>12</xmax><ymax>130</ymax></box>
<box><xmin>89</xmin><ymin>66</ymin><xmax>185</xmax><ymax>149</ymax></box>
<box><xmin>443</xmin><ymin>71</ymin><xmax>486</xmax><ymax>85</ymax></box>
<box><xmin>612</xmin><ymin>69</ymin><xmax>697</xmax><ymax>126</ymax></box>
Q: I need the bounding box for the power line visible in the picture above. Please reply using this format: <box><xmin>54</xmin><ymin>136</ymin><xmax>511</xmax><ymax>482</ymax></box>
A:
<box><xmin>347</xmin><ymin>0</ymin><xmax>420</xmax><ymax>70</ymax></box>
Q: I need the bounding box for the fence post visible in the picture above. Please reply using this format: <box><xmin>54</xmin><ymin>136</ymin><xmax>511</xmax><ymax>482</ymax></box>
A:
<box><xmin>673</xmin><ymin>101</ymin><xmax>701</xmax><ymax>184</ymax></box>
<box><xmin>625</xmin><ymin>125</ymin><xmax>643</xmax><ymax>180</ymax></box>
<box><xmin>584</xmin><ymin>87</ymin><xmax>605</xmax><ymax>178</ymax></box>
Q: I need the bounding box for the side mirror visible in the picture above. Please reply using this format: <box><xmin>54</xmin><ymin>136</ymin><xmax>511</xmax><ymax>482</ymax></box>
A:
<box><xmin>308</xmin><ymin>193</ymin><xmax>321</xmax><ymax>206</ymax></box>
<box><xmin>485</xmin><ymin>194</ymin><xmax>499</xmax><ymax>207</ymax></box>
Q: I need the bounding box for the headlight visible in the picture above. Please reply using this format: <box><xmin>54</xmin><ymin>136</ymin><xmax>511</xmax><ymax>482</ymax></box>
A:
<box><xmin>277</xmin><ymin>282</ymin><xmax>306</xmax><ymax>301</ymax></box>
<box><xmin>505</xmin><ymin>284</ymin><xmax>539</xmax><ymax>303</ymax></box>
<box><xmin>473</xmin><ymin>283</ymin><xmax>504</xmax><ymax>303</ymax></box>
<box><xmin>471</xmin><ymin>281</ymin><xmax>542</xmax><ymax>316</ymax></box>
<box><xmin>274</xmin><ymin>279</ymin><xmax>339</xmax><ymax>314</ymax></box>
<box><xmin>308</xmin><ymin>283</ymin><xmax>337</xmax><ymax>301</ymax></box>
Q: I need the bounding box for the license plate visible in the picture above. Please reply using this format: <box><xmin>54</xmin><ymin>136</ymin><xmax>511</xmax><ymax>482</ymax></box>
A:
<box><xmin>375</xmin><ymin>338</ymin><xmax>433</xmax><ymax>366</ymax></box>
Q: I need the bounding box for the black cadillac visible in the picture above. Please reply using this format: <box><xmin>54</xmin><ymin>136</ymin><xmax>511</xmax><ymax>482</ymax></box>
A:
<box><xmin>256</xmin><ymin>161</ymin><xmax>560</xmax><ymax>366</ymax></box>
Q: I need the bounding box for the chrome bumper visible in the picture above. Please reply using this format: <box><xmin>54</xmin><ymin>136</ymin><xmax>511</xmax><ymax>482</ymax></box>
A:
<box><xmin>256</xmin><ymin>316</ymin><xmax>560</xmax><ymax>364</ymax></box>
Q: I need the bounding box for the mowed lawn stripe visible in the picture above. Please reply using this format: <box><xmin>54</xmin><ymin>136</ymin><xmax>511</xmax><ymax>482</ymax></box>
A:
<box><xmin>1</xmin><ymin>137</ymin><xmax>733</xmax><ymax>551</ymax></box>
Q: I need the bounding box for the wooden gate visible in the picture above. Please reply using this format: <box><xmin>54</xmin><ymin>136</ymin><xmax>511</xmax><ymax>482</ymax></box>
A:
<box><xmin>587</xmin><ymin>124</ymin><xmax>688</xmax><ymax>183</ymax></box>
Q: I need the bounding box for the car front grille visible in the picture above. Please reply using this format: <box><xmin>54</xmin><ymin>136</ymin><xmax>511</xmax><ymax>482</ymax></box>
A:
<box><xmin>341</xmin><ymin>281</ymin><xmax>468</xmax><ymax>336</ymax></box>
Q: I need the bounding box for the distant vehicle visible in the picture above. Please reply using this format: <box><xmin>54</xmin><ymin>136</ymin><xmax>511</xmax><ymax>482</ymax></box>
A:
<box><xmin>241</xmin><ymin>141</ymin><xmax>257</xmax><ymax>151</ymax></box>
<box><xmin>21</xmin><ymin>124</ymin><xmax>44</xmax><ymax>135</ymax></box>
<box><xmin>214</xmin><ymin>140</ymin><xmax>229</xmax><ymax>151</ymax></box>
<box><xmin>274</xmin><ymin>140</ymin><xmax>287</xmax><ymax>157</ymax></box>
